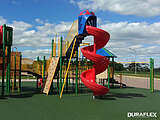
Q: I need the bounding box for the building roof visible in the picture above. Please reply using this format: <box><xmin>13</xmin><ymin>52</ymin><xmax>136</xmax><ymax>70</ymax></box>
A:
<box><xmin>96</xmin><ymin>48</ymin><xmax>117</xmax><ymax>58</ymax></box>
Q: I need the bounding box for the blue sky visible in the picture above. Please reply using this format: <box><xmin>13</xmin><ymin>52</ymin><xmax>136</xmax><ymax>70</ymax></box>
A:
<box><xmin>1</xmin><ymin>0</ymin><xmax>160</xmax><ymax>24</ymax></box>
<box><xmin>0</xmin><ymin>0</ymin><xmax>160</xmax><ymax>66</ymax></box>
<box><xmin>0</xmin><ymin>0</ymin><xmax>79</xmax><ymax>23</ymax></box>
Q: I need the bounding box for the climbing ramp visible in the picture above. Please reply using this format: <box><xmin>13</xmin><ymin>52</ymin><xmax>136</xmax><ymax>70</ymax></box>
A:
<box><xmin>43</xmin><ymin>20</ymin><xmax>78</xmax><ymax>95</ymax></box>
<box><xmin>43</xmin><ymin>57</ymin><xmax>59</xmax><ymax>95</ymax></box>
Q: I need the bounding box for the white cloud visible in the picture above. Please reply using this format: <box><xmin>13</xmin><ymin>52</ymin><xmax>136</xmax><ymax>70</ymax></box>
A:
<box><xmin>7</xmin><ymin>19</ymin><xmax>73</xmax><ymax>47</ymax></box>
<box><xmin>54</xmin><ymin>21</ymin><xmax>72</xmax><ymax>33</ymax></box>
<box><xmin>90</xmin><ymin>21</ymin><xmax>160</xmax><ymax>66</ymax></box>
<box><xmin>78</xmin><ymin>20</ymin><xmax>160</xmax><ymax>63</ymax></box>
<box><xmin>1</xmin><ymin>16</ymin><xmax>160</xmax><ymax>66</ymax></box>
<box><xmin>70</xmin><ymin>0</ymin><xmax>76</xmax><ymax>5</ymax></box>
<box><xmin>22</xmin><ymin>49</ymin><xmax>51</xmax><ymax>59</ymax></box>
<box><xmin>71</xmin><ymin>0</ymin><xmax>160</xmax><ymax>17</ymax></box>
<box><xmin>35</xmin><ymin>18</ymin><xmax>44</xmax><ymax>24</ymax></box>
<box><xmin>11</xmin><ymin>0</ymin><xmax>20</xmax><ymax>5</ymax></box>
<box><xmin>0</xmin><ymin>17</ymin><xmax>73</xmax><ymax>58</ymax></box>
<box><xmin>100</xmin><ymin>22</ymin><xmax>160</xmax><ymax>47</ymax></box>
<box><xmin>0</xmin><ymin>16</ymin><xmax>7</xmax><ymax>25</ymax></box>
<box><xmin>11</xmin><ymin>21</ymin><xmax>32</xmax><ymax>31</ymax></box>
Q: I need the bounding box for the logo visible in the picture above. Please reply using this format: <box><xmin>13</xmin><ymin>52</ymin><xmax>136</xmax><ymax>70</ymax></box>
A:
<box><xmin>127</xmin><ymin>112</ymin><xmax>157</xmax><ymax>118</ymax></box>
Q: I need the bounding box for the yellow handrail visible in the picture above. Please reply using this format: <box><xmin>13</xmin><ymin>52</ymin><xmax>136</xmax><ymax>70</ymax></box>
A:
<box><xmin>117</xmin><ymin>62</ymin><xmax>149</xmax><ymax>64</ymax></box>
<box><xmin>60</xmin><ymin>34</ymin><xmax>77</xmax><ymax>99</ymax></box>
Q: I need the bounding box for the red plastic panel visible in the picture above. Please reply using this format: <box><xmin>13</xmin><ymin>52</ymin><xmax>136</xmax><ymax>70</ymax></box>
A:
<box><xmin>80</xmin><ymin>25</ymin><xmax>110</xmax><ymax>96</ymax></box>
<box><xmin>0</xmin><ymin>26</ymin><xmax>3</xmax><ymax>45</ymax></box>
<box><xmin>79</xmin><ymin>10</ymin><xmax>95</xmax><ymax>16</ymax></box>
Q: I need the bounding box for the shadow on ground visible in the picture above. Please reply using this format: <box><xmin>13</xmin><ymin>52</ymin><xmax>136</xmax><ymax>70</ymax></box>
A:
<box><xmin>96</xmin><ymin>91</ymin><xmax>146</xmax><ymax>100</ymax></box>
<box><xmin>0</xmin><ymin>87</ymin><xmax>41</xmax><ymax>99</ymax></box>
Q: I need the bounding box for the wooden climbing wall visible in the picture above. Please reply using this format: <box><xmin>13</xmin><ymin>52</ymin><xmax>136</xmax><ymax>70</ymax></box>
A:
<box><xmin>43</xmin><ymin>57</ymin><xmax>59</xmax><ymax>95</ymax></box>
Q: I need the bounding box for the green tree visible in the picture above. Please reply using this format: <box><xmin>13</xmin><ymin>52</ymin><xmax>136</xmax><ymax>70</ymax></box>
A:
<box><xmin>115</xmin><ymin>62</ymin><xmax>124</xmax><ymax>71</ymax></box>
<box><xmin>127</xmin><ymin>63</ymin><xmax>149</xmax><ymax>72</ymax></box>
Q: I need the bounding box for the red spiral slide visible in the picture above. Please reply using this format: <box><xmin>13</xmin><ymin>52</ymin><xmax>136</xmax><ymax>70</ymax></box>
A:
<box><xmin>80</xmin><ymin>25</ymin><xmax>110</xmax><ymax>96</ymax></box>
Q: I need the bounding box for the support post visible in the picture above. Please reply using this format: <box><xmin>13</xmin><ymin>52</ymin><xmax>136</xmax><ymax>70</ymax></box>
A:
<box><xmin>120</xmin><ymin>74</ymin><xmax>122</xmax><ymax>88</ymax></box>
<box><xmin>53</xmin><ymin>38</ymin><xmax>56</xmax><ymax>57</ymax></box>
<box><xmin>36</xmin><ymin>56</ymin><xmax>39</xmax><ymax>89</ymax></box>
<box><xmin>152</xmin><ymin>59</ymin><xmax>154</xmax><ymax>92</ymax></box>
<box><xmin>2</xmin><ymin>24</ymin><xmax>6</xmax><ymax>96</ymax></box>
<box><xmin>68</xmin><ymin>68</ymin><xmax>70</xmax><ymax>85</ymax></box>
<box><xmin>52</xmin><ymin>39</ymin><xmax>54</xmax><ymax>57</ymax></box>
<box><xmin>14</xmin><ymin>53</ymin><xmax>16</xmax><ymax>90</ymax></box>
<box><xmin>75</xmin><ymin>49</ymin><xmax>78</xmax><ymax>95</ymax></box>
<box><xmin>43</xmin><ymin>56</ymin><xmax>46</xmax><ymax>85</ymax></box>
<box><xmin>6</xmin><ymin>45</ymin><xmax>11</xmax><ymax>93</ymax></box>
<box><xmin>18</xmin><ymin>54</ymin><xmax>22</xmax><ymax>92</ymax></box>
<box><xmin>150</xmin><ymin>58</ymin><xmax>154</xmax><ymax>92</ymax></box>
<box><xmin>108</xmin><ymin>65</ymin><xmax>110</xmax><ymax>88</ymax></box>
<box><xmin>59</xmin><ymin>36</ymin><xmax>63</xmax><ymax>95</ymax></box>
<box><xmin>112</xmin><ymin>57</ymin><xmax>115</xmax><ymax>80</ymax></box>
<box><xmin>150</xmin><ymin>58</ymin><xmax>152</xmax><ymax>92</ymax></box>
<box><xmin>65</xmin><ymin>58</ymin><xmax>69</xmax><ymax>93</ymax></box>
<box><xmin>57</xmin><ymin>71</ymin><xmax>59</xmax><ymax>94</ymax></box>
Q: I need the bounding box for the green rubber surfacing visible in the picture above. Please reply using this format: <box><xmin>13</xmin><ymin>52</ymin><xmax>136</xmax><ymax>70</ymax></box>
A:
<box><xmin>0</xmin><ymin>82</ymin><xmax>160</xmax><ymax>120</ymax></box>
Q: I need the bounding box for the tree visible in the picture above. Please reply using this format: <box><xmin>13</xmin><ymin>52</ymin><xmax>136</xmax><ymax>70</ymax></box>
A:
<box><xmin>114</xmin><ymin>62</ymin><xmax>124</xmax><ymax>71</ymax></box>
<box><xmin>127</xmin><ymin>63</ymin><xmax>149</xmax><ymax>72</ymax></box>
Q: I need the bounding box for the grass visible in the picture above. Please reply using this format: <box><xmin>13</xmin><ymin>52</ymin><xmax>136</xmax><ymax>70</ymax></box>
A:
<box><xmin>0</xmin><ymin>82</ymin><xmax>160</xmax><ymax>120</ymax></box>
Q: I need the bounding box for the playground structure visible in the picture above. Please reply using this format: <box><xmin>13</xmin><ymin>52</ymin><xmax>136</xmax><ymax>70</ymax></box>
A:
<box><xmin>41</xmin><ymin>10</ymin><xmax>113</xmax><ymax>98</ymax></box>
<box><xmin>0</xmin><ymin>10</ymin><xmax>158</xmax><ymax>98</ymax></box>
<box><xmin>0</xmin><ymin>25</ymin><xmax>24</xmax><ymax>96</ymax></box>
<box><xmin>8</xmin><ymin>51</ymin><xmax>22</xmax><ymax>93</ymax></box>
<box><xmin>0</xmin><ymin>25</ymin><xmax>13</xmax><ymax>96</ymax></box>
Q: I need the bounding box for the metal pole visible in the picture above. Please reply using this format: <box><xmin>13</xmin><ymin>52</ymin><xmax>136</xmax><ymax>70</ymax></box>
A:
<box><xmin>68</xmin><ymin>68</ymin><xmax>70</xmax><ymax>85</ymax></box>
<box><xmin>60</xmin><ymin>37</ymin><xmax>77</xmax><ymax>99</ymax></box>
<box><xmin>8</xmin><ymin>27</ymin><xmax>13</xmax><ymax>94</ymax></box>
<box><xmin>7</xmin><ymin>45</ymin><xmax>11</xmax><ymax>93</ymax></box>
<box><xmin>43</xmin><ymin>56</ymin><xmax>46</xmax><ymax>85</ymax></box>
<box><xmin>6</xmin><ymin>70</ymin><xmax>8</xmax><ymax>92</ymax></box>
<box><xmin>120</xmin><ymin>74</ymin><xmax>122</xmax><ymax>88</ymax></box>
<box><xmin>150</xmin><ymin>58</ymin><xmax>154</xmax><ymax>92</ymax></box>
<box><xmin>152</xmin><ymin>58</ymin><xmax>154</xmax><ymax>92</ymax></box>
<box><xmin>65</xmin><ymin>58</ymin><xmax>69</xmax><ymax>93</ymax></box>
<box><xmin>36</xmin><ymin>56</ymin><xmax>39</xmax><ymax>89</ymax></box>
<box><xmin>14</xmin><ymin>53</ymin><xmax>16</xmax><ymax>90</ymax></box>
<box><xmin>57</xmin><ymin>71</ymin><xmax>59</xmax><ymax>94</ymax></box>
<box><xmin>135</xmin><ymin>56</ymin><xmax>136</xmax><ymax>74</ymax></box>
<box><xmin>75</xmin><ymin>49</ymin><xmax>78</xmax><ymax>95</ymax></box>
<box><xmin>62</xmin><ymin>60</ymin><xmax>64</xmax><ymax>84</ymax></box>
<box><xmin>108</xmin><ymin>65</ymin><xmax>110</xmax><ymax>88</ymax></box>
<box><xmin>6</xmin><ymin>47</ymin><xmax>9</xmax><ymax>93</ymax></box>
<box><xmin>112</xmin><ymin>57</ymin><xmax>115</xmax><ymax>80</ymax></box>
<box><xmin>18</xmin><ymin>54</ymin><xmax>22</xmax><ymax>92</ymax></box>
<box><xmin>150</xmin><ymin>58</ymin><xmax>151</xmax><ymax>91</ymax></box>
<box><xmin>59</xmin><ymin>36</ymin><xmax>63</xmax><ymax>95</ymax></box>
<box><xmin>7</xmin><ymin>28</ymin><xmax>13</xmax><ymax>94</ymax></box>
<box><xmin>52</xmin><ymin>39</ymin><xmax>54</xmax><ymax>57</ymax></box>
<box><xmin>2</xmin><ymin>24</ymin><xmax>6</xmax><ymax>96</ymax></box>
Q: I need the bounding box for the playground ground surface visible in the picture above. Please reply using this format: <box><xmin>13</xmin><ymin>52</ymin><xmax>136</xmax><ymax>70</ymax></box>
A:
<box><xmin>0</xmin><ymin>81</ymin><xmax>160</xmax><ymax>120</ymax></box>
<box><xmin>115</xmin><ymin>75</ymin><xmax>160</xmax><ymax>90</ymax></box>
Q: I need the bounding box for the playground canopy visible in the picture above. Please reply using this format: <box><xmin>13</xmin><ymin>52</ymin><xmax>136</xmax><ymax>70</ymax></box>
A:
<box><xmin>96</xmin><ymin>48</ymin><xmax>117</xmax><ymax>58</ymax></box>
